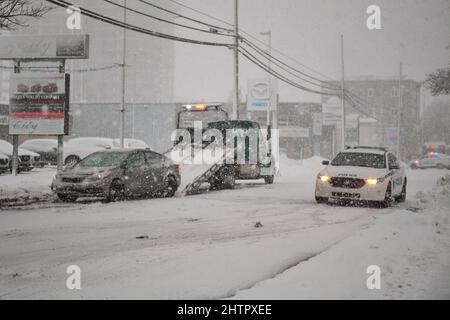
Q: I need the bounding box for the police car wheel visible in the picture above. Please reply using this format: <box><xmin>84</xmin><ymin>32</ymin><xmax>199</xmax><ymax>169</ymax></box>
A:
<box><xmin>378</xmin><ymin>184</ymin><xmax>392</xmax><ymax>208</ymax></box>
<box><xmin>395</xmin><ymin>180</ymin><xmax>407</xmax><ymax>203</ymax></box>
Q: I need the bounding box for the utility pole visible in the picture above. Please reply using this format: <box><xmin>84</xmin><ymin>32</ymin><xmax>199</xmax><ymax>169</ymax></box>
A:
<box><xmin>340</xmin><ymin>34</ymin><xmax>345</xmax><ymax>150</ymax></box>
<box><xmin>120</xmin><ymin>0</ymin><xmax>127</xmax><ymax>148</ymax></box>
<box><xmin>396</xmin><ymin>62</ymin><xmax>403</xmax><ymax>157</ymax></box>
<box><xmin>232</xmin><ymin>0</ymin><xmax>239</xmax><ymax>120</ymax></box>
<box><xmin>260</xmin><ymin>31</ymin><xmax>271</xmax><ymax>127</ymax></box>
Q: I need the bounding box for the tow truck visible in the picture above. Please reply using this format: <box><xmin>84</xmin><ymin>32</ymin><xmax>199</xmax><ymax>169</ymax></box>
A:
<box><xmin>171</xmin><ymin>104</ymin><xmax>275</xmax><ymax>194</ymax></box>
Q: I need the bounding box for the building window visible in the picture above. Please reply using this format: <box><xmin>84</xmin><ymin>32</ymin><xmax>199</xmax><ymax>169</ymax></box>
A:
<box><xmin>367</xmin><ymin>88</ymin><xmax>374</xmax><ymax>97</ymax></box>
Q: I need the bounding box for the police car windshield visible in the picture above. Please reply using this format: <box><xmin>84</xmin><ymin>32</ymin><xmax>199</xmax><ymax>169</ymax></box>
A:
<box><xmin>331</xmin><ymin>152</ymin><xmax>386</xmax><ymax>168</ymax></box>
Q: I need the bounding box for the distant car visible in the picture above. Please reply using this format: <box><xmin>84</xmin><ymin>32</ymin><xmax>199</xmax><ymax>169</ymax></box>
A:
<box><xmin>409</xmin><ymin>153</ymin><xmax>450</xmax><ymax>170</ymax></box>
<box><xmin>0</xmin><ymin>153</ymin><xmax>9</xmax><ymax>174</ymax></box>
<box><xmin>20</xmin><ymin>139</ymin><xmax>58</xmax><ymax>165</ymax></box>
<box><xmin>52</xmin><ymin>149</ymin><xmax>180</xmax><ymax>202</ymax></box>
<box><xmin>315</xmin><ymin>146</ymin><xmax>407</xmax><ymax>208</ymax></box>
<box><xmin>112</xmin><ymin>138</ymin><xmax>149</xmax><ymax>149</ymax></box>
<box><xmin>0</xmin><ymin>139</ymin><xmax>41</xmax><ymax>172</ymax></box>
<box><xmin>63</xmin><ymin>137</ymin><xmax>116</xmax><ymax>167</ymax></box>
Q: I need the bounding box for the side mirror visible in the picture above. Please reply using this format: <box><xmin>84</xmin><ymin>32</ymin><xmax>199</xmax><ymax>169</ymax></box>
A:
<box><xmin>267</xmin><ymin>125</ymin><xmax>272</xmax><ymax>140</ymax></box>
<box><xmin>322</xmin><ymin>160</ymin><xmax>330</xmax><ymax>165</ymax></box>
<box><xmin>120</xmin><ymin>161</ymin><xmax>128</xmax><ymax>170</ymax></box>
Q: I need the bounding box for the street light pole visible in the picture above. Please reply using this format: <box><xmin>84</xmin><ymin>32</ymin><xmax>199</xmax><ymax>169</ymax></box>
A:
<box><xmin>260</xmin><ymin>31</ymin><xmax>271</xmax><ymax>127</ymax></box>
<box><xmin>120</xmin><ymin>0</ymin><xmax>127</xmax><ymax>148</ymax></box>
<box><xmin>341</xmin><ymin>34</ymin><xmax>346</xmax><ymax>150</ymax></box>
<box><xmin>396</xmin><ymin>62</ymin><xmax>403</xmax><ymax>158</ymax></box>
<box><xmin>232</xmin><ymin>0</ymin><xmax>239</xmax><ymax>120</ymax></box>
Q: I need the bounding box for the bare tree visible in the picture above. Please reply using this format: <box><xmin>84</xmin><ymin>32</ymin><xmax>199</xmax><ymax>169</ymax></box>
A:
<box><xmin>425</xmin><ymin>44</ymin><xmax>450</xmax><ymax>96</ymax></box>
<box><xmin>0</xmin><ymin>0</ymin><xmax>52</xmax><ymax>30</ymax></box>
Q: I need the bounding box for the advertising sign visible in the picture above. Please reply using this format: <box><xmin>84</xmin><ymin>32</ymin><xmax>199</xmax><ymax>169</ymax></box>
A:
<box><xmin>9</xmin><ymin>73</ymin><xmax>69</xmax><ymax>135</ymax></box>
<box><xmin>247</xmin><ymin>78</ymin><xmax>278</xmax><ymax>111</ymax></box>
<box><xmin>322</xmin><ymin>96</ymin><xmax>343</xmax><ymax>125</ymax></box>
<box><xmin>312</xmin><ymin>112</ymin><xmax>322</xmax><ymax>136</ymax></box>
<box><xmin>0</xmin><ymin>35</ymin><xmax>89</xmax><ymax>60</ymax></box>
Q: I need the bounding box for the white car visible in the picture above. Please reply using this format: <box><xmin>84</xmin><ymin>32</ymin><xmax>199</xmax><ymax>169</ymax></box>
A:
<box><xmin>112</xmin><ymin>138</ymin><xmax>149</xmax><ymax>149</ymax></box>
<box><xmin>0</xmin><ymin>139</ymin><xmax>41</xmax><ymax>172</ymax></box>
<box><xmin>315</xmin><ymin>147</ymin><xmax>407</xmax><ymax>207</ymax></box>
<box><xmin>63</xmin><ymin>137</ymin><xmax>116</xmax><ymax>167</ymax></box>
<box><xmin>63</xmin><ymin>137</ymin><xmax>150</xmax><ymax>167</ymax></box>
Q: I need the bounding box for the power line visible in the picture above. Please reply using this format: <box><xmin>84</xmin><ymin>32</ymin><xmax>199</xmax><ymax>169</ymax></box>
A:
<box><xmin>238</xmin><ymin>46</ymin><xmax>334</xmax><ymax>96</ymax></box>
<box><xmin>241</xmin><ymin>38</ymin><xmax>341</xmax><ymax>91</ymax></box>
<box><xmin>136</xmin><ymin>0</ymin><xmax>233</xmax><ymax>33</ymax></box>
<box><xmin>167</xmin><ymin>0</ymin><xmax>233</xmax><ymax>27</ymax></box>
<box><xmin>166</xmin><ymin>0</ymin><xmax>338</xmax><ymax>82</ymax></box>
<box><xmin>46</xmin><ymin>0</ymin><xmax>231</xmax><ymax>47</ymax></box>
<box><xmin>165</xmin><ymin>0</ymin><xmax>376</xmax><ymax>111</ymax></box>
<box><xmin>102</xmin><ymin>0</ymin><xmax>233</xmax><ymax>37</ymax></box>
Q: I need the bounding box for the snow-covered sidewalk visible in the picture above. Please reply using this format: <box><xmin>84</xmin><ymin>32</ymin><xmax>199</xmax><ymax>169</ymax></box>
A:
<box><xmin>233</xmin><ymin>175</ymin><xmax>450</xmax><ymax>299</ymax></box>
<box><xmin>0</xmin><ymin>168</ymin><xmax>56</xmax><ymax>204</ymax></box>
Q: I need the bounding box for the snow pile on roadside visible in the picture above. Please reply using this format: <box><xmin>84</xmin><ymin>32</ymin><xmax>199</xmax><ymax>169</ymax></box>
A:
<box><xmin>278</xmin><ymin>154</ymin><xmax>328</xmax><ymax>180</ymax></box>
<box><xmin>0</xmin><ymin>168</ymin><xmax>55</xmax><ymax>203</ymax></box>
<box><xmin>415</xmin><ymin>174</ymin><xmax>450</xmax><ymax>205</ymax></box>
<box><xmin>233</xmin><ymin>175</ymin><xmax>450</xmax><ymax>299</ymax></box>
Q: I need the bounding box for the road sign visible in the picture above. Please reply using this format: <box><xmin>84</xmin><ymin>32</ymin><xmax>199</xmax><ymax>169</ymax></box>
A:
<box><xmin>247</xmin><ymin>78</ymin><xmax>278</xmax><ymax>111</ymax></box>
<box><xmin>0</xmin><ymin>35</ymin><xmax>89</xmax><ymax>60</ymax></box>
<box><xmin>9</xmin><ymin>73</ymin><xmax>70</xmax><ymax>135</ymax></box>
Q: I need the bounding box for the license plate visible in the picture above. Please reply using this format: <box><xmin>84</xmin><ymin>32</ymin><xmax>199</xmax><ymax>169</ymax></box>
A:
<box><xmin>332</xmin><ymin>192</ymin><xmax>360</xmax><ymax>199</ymax></box>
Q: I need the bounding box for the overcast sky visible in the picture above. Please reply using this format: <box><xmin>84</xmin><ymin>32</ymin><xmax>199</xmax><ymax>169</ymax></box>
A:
<box><xmin>173</xmin><ymin>0</ymin><xmax>450</xmax><ymax>103</ymax></box>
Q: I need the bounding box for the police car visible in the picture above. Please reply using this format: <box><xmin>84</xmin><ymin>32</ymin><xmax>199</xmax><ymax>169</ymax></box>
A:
<box><xmin>315</xmin><ymin>146</ymin><xmax>407</xmax><ymax>208</ymax></box>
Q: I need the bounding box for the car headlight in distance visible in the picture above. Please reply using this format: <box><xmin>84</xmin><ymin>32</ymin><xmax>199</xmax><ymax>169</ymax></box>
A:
<box><xmin>319</xmin><ymin>175</ymin><xmax>331</xmax><ymax>183</ymax></box>
<box><xmin>88</xmin><ymin>170</ymin><xmax>112</xmax><ymax>181</ymax></box>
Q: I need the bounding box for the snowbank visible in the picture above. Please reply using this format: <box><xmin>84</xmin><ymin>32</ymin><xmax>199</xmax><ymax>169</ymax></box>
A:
<box><xmin>0</xmin><ymin>168</ymin><xmax>56</xmax><ymax>205</ymax></box>
<box><xmin>233</xmin><ymin>174</ymin><xmax>450</xmax><ymax>299</ymax></box>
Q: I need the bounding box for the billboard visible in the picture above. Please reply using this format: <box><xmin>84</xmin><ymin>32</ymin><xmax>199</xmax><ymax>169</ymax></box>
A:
<box><xmin>247</xmin><ymin>78</ymin><xmax>278</xmax><ymax>111</ymax></box>
<box><xmin>322</xmin><ymin>96</ymin><xmax>343</xmax><ymax>125</ymax></box>
<box><xmin>0</xmin><ymin>35</ymin><xmax>89</xmax><ymax>60</ymax></box>
<box><xmin>9</xmin><ymin>73</ymin><xmax>69</xmax><ymax>135</ymax></box>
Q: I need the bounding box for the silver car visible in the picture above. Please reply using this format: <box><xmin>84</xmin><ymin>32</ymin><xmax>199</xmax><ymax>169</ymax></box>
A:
<box><xmin>52</xmin><ymin>149</ymin><xmax>180</xmax><ymax>202</ymax></box>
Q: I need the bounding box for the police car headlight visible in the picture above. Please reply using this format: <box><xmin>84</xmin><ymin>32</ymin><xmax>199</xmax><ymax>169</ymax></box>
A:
<box><xmin>366</xmin><ymin>177</ymin><xmax>385</xmax><ymax>185</ymax></box>
<box><xmin>318</xmin><ymin>174</ymin><xmax>331</xmax><ymax>183</ymax></box>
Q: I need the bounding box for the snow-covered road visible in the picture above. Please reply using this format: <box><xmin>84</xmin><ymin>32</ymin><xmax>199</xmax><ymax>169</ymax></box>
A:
<box><xmin>0</xmin><ymin>157</ymin><xmax>448</xmax><ymax>299</ymax></box>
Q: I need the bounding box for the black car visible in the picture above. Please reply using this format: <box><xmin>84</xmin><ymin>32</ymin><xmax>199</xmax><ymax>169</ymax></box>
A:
<box><xmin>53</xmin><ymin>149</ymin><xmax>181</xmax><ymax>202</ymax></box>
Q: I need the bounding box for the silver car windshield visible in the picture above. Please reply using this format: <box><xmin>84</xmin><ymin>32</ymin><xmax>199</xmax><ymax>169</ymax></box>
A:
<box><xmin>76</xmin><ymin>152</ymin><xmax>129</xmax><ymax>168</ymax></box>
